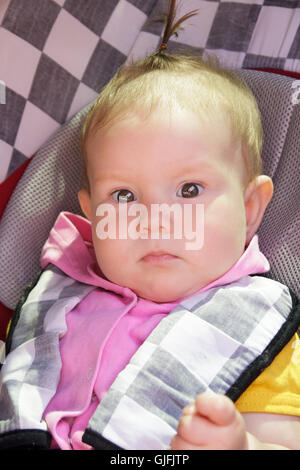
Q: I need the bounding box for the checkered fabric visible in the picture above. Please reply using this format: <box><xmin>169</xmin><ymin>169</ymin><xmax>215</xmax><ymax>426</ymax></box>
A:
<box><xmin>0</xmin><ymin>264</ymin><xmax>297</xmax><ymax>450</ymax></box>
<box><xmin>0</xmin><ymin>264</ymin><xmax>95</xmax><ymax>443</ymax></box>
<box><xmin>0</xmin><ymin>0</ymin><xmax>299</xmax><ymax>182</ymax></box>
<box><xmin>0</xmin><ymin>0</ymin><xmax>155</xmax><ymax>182</ymax></box>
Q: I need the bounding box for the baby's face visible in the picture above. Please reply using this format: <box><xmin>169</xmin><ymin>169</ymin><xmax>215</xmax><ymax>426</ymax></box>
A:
<box><xmin>80</xmin><ymin>108</ymin><xmax>249</xmax><ymax>302</ymax></box>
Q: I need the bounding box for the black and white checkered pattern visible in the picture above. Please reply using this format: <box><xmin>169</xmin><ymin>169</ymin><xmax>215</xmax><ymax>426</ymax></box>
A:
<box><xmin>0</xmin><ymin>0</ymin><xmax>299</xmax><ymax>183</ymax></box>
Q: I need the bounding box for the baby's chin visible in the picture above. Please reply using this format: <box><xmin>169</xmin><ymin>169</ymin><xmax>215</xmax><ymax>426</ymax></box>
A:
<box><xmin>138</xmin><ymin>291</ymin><xmax>179</xmax><ymax>303</ymax></box>
<box><xmin>131</xmin><ymin>283</ymin><xmax>202</xmax><ymax>304</ymax></box>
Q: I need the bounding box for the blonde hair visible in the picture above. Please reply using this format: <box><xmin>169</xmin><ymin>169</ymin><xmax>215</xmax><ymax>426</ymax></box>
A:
<box><xmin>81</xmin><ymin>6</ymin><xmax>263</xmax><ymax>192</ymax></box>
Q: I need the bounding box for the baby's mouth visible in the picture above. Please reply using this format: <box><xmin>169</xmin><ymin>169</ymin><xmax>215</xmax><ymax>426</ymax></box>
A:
<box><xmin>141</xmin><ymin>251</ymin><xmax>179</xmax><ymax>264</ymax></box>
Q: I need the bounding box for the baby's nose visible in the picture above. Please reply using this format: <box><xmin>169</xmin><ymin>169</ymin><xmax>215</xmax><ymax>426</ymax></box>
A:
<box><xmin>138</xmin><ymin>203</ymin><xmax>175</xmax><ymax>239</ymax></box>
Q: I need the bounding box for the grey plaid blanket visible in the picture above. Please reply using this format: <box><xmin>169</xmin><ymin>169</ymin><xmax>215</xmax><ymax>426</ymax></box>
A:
<box><xmin>0</xmin><ymin>264</ymin><xmax>299</xmax><ymax>450</ymax></box>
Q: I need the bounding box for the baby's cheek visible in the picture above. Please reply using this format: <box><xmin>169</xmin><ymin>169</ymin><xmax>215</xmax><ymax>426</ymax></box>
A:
<box><xmin>207</xmin><ymin>195</ymin><xmax>246</xmax><ymax>238</ymax></box>
<box><xmin>201</xmin><ymin>211</ymin><xmax>246</xmax><ymax>273</ymax></box>
<box><xmin>93</xmin><ymin>238</ymin><xmax>134</xmax><ymax>285</ymax></box>
<box><xmin>93</xmin><ymin>238</ymin><xmax>117</xmax><ymax>276</ymax></box>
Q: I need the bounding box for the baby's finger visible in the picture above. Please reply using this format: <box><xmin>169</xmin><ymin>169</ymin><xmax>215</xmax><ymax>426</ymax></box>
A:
<box><xmin>171</xmin><ymin>432</ymin><xmax>205</xmax><ymax>451</ymax></box>
<box><xmin>182</xmin><ymin>402</ymin><xmax>196</xmax><ymax>415</ymax></box>
<box><xmin>176</xmin><ymin>413</ymin><xmax>216</xmax><ymax>446</ymax></box>
<box><xmin>195</xmin><ymin>392</ymin><xmax>237</xmax><ymax>426</ymax></box>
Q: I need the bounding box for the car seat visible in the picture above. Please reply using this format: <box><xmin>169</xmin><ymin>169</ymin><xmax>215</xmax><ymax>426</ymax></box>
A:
<box><xmin>0</xmin><ymin>67</ymin><xmax>299</xmax><ymax>344</ymax></box>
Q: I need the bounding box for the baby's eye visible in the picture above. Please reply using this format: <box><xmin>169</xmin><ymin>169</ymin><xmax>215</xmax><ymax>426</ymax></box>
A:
<box><xmin>177</xmin><ymin>182</ymin><xmax>204</xmax><ymax>198</ymax></box>
<box><xmin>112</xmin><ymin>189</ymin><xmax>136</xmax><ymax>203</ymax></box>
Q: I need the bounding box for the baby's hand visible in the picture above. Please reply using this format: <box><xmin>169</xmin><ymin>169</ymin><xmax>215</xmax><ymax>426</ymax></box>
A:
<box><xmin>171</xmin><ymin>392</ymin><xmax>248</xmax><ymax>450</ymax></box>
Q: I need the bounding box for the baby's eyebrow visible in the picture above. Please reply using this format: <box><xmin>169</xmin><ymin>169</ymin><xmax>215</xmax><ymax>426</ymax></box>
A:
<box><xmin>172</xmin><ymin>161</ymin><xmax>217</xmax><ymax>177</ymax></box>
<box><xmin>94</xmin><ymin>161</ymin><xmax>217</xmax><ymax>184</ymax></box>
<box><xmin>94</xmin><ymin>172</ymin><xmax>133</xmax><ymax>183</ymax></box>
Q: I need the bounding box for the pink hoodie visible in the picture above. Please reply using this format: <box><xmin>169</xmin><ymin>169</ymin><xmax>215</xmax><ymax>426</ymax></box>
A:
<box><xmin>40</xmin><ymin>211</ymin><xmax>269</xmax><ymax>450</ymax></box>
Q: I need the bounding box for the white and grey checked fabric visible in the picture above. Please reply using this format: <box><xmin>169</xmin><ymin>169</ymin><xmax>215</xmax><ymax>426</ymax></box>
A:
<box><xmin>0</xmin><ymin>265</ymin><xmax>294</xmax><ymax>449</ymax></box>
<box><xmin>0</xmin><ymin>265</ymin><xmax>95</xmax><ymax>435</ymax></box>
<box><xmin>0</xmin><ymin>0</ymin><xmax>299</xmax><ymax>182</ymax></box>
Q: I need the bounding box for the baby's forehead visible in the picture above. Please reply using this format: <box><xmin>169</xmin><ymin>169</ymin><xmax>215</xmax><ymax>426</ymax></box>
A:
<box><xmin>86</xmin><ymin>109</ymin><xmax>247</xmax><ymax>184</ymax></box>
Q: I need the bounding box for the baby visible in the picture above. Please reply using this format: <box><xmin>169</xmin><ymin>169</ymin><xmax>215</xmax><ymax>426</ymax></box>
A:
<box><xmin>75</xmin><ymin>48</ymin><xmax>300</xmax><ymax>449</ymax></box>
<box><xmin>1</xmin><ymin>3</ymin><xmax>299</xmax><ymax>451</ymax></box>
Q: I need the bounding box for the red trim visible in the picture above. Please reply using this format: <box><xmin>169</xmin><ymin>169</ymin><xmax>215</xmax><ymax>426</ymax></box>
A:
<box><xmin>0</xmin><ymin>301</ymin><xmax>12</xmax><ymax>342</ymax></box>
<box><xmin>249</xmin><ymin>68</ymin><xmax>300</xmax><ymax>80</ymax></box>
<box><xmin>0</xmin><ymin>155</ymin><xmax>34</xmax><ymax>216</ymax></box>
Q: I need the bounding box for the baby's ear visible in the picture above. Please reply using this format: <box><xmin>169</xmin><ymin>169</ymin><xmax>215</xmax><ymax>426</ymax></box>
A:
<box><xmin>78</xmin><ymin>188</ymin><xmax>92</xmax><ymax>221</ymax></box>
<box><xmin>244</xmin><ymin>175</ymin><xmax>273</xmax><ymax>245</ymax></box>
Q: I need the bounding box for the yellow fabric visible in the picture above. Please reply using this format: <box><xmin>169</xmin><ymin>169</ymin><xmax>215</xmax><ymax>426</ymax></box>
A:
<box><xmin>236</xmin><ymin>334</ymin><xmax>300</xmax><ymax>416</ymax></box>
<box><xmin>6</xmin><ymin>319</ymin><xmax>11</xmax><ymax>338</ymax></box>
